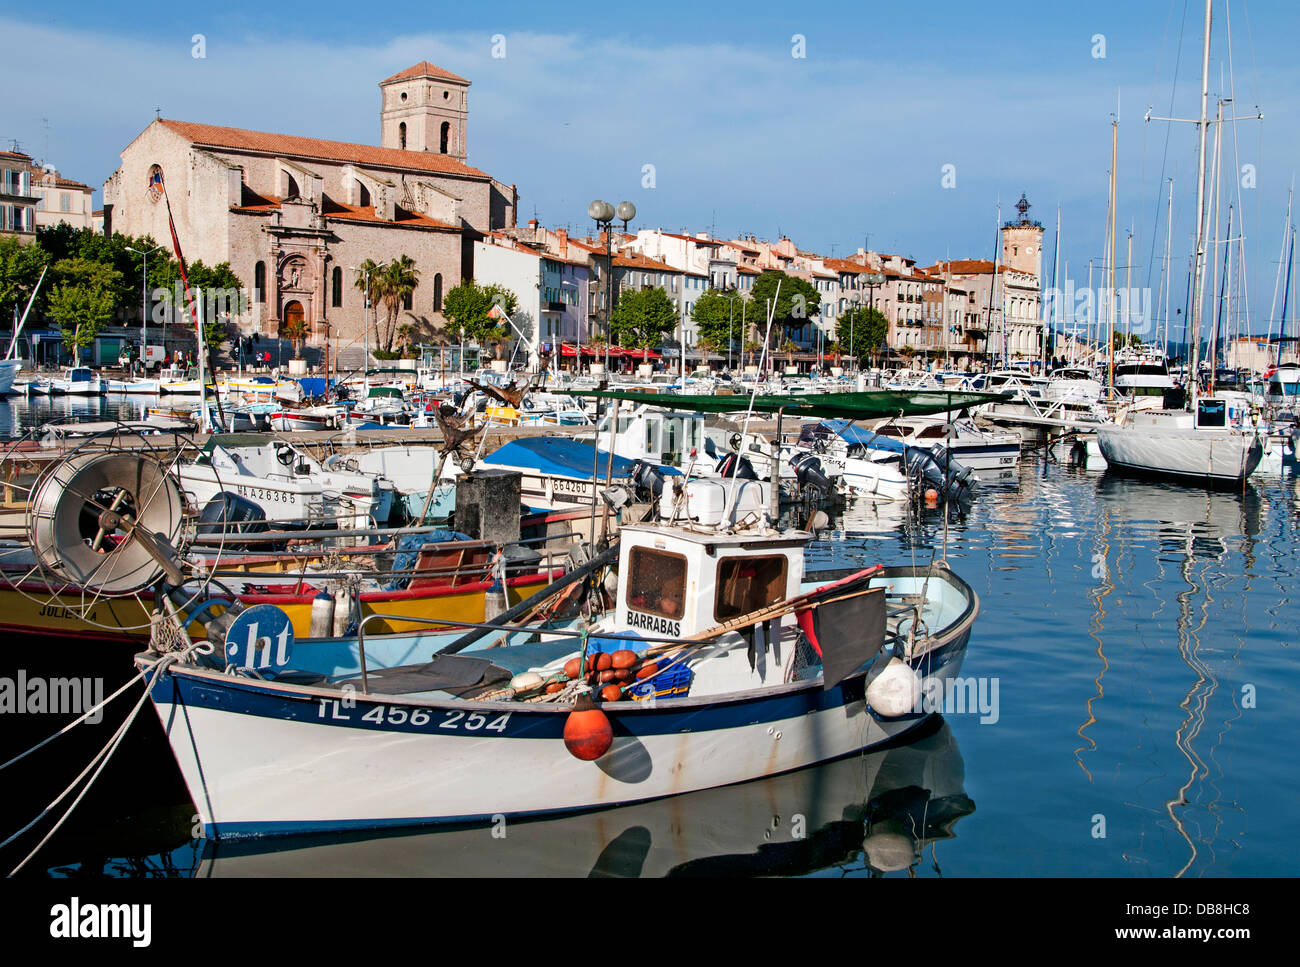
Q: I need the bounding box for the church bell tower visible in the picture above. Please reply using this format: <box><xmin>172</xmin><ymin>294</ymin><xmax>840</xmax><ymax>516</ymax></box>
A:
<box><xmin>379</xmin><ymin>62</ymin><xmax>470</xmax><ymax>163</ymax></box>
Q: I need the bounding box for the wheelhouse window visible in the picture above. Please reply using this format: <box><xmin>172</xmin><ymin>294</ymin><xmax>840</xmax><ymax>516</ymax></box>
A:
<box><xmin>715</xmin><ymin>555</ymin><xmax>788</xmax><ymax>623</ymax></box>
<box><xmin>626</xmin><ymin>547</ymin><xmax>688</xmax><ymax>620</ymax></box>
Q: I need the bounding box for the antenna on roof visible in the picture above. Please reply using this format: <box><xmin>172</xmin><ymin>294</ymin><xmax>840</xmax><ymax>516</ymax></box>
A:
<box><xmin>155</xmin><ymin>106</ymin><xmax>162</xmax><ymax>120</ymax></box>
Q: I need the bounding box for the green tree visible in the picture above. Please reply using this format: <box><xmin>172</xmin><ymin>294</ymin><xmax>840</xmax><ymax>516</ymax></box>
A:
<box><xmin>0</xmin><ymin>236</ymin><xmax>50</xmax><ymax>325</ymax></box>
<box><xmin>837</xmin><ymin>307</ymin><xmax>889</xmax><ymax>364</ymax></box>
<box><xmin>1111</xmin><ymin>329</ymin><xmax>1142</xmax><ymax>350</ymax></box>
<box><xmin>691</xmin><ymin>288</ymin><xmax>745</xmax><ymax>352</ymax></box>
<box><xmin>46</xmin><ymin>258</ymin><xmax>121</xmax><ymax>361</ymax></box>
<box><xmin>442</xmin><ymin>280</ymin><xmax>519</xmax><ymax>358</ymax></box>
<box><xmin>610</xmin><ymin>286</ymin><xmax>678</xmax><ymax>349</ymax></box>
<box><xmin>284</xmin><ymin>316</ymin><xmax>309</xmax><ymax>359</ymax></box>
<box><xmin>374</xmin><ymin>255</ymin><xmax>420</xmax><ymax>352</ymax></box>
<box><xmin>748</xmin><ymin>270</ymin><xmax>821</xmax><ymax>348</ymax></box>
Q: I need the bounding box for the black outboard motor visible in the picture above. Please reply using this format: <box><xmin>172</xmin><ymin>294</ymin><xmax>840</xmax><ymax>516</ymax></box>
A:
<box><xmin>629</xmin><ymin>460</ymin><xmax>668</xmax><ymax>502</ymax></box>
<box><xmin>788</xmin><ymin>451</ymin><xmax>836</xmax><ymax>494</ymax></box>
<box><xmin>901</xmin><ymin>445</ymin><xmax>976</xmax><ymax>505</ymax></box>
<box><xmin>198</xmin><ymin>492</ymin><xmax>270</xmax><ymax>550</ymax></box>
<box><xmin>716</xmin><ymin>451</ymin><xmax>757</xmax><ymax>480</ymax></box>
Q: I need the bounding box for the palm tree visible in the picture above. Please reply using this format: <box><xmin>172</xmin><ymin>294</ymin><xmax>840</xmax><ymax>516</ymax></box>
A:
<box><xmin>377</xmin><ymin>256</ymin><xmax>420</xmax><ymax>353</ymax></box>
<box><xmin>396</xmin><ymin>322</ymin><xmax>416</xmax><ymax>357</ymax></box>
<box><xmin>284</xmin><ymin>316</ymin><xmax>310</xmax><ymax>359</ymax></box>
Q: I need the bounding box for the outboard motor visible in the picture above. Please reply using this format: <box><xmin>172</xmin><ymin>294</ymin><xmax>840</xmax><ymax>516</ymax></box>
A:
<box><xmin>629</xmin><ymin>460</ymin><xmax>668</xmax><ymax>502</ymax></box>
<box><xmin>788</xmin><ymin>451</ymin><xmax>836</xmax><ymax>494</ymax></box>
<box><xmin>198</xmin><ymin>492</ymin><xmax>270</xmax><ymax>550</ymax></box>
<box><xmin>716</xmin><ymin>451</ymin><xmax>757</xmax><ymax>480</ymax></box>
<box><xmin>901</xmin><ymin>445</ymin><xmax>976</xmax><ymax>505</ymax></box>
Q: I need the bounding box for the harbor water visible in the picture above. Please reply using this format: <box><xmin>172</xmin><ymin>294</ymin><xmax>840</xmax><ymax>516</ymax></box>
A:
<box><xmin>0</xmin><ymin>425</ymin><xmax>1295</xmax><ymax>877</ymax></box>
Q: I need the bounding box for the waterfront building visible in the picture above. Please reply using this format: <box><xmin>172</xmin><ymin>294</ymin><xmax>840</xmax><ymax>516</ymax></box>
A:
<box><xmin>102</xmin><ymin>62</ymin><xmax>518</xmax><ymax>348</ymax></box>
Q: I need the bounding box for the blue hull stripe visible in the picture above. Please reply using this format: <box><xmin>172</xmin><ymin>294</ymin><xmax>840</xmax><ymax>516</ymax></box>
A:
<box><xmin>153</xmin><ymin>634</ymin><xmax>968</xmax><ymax>740</ymax></box>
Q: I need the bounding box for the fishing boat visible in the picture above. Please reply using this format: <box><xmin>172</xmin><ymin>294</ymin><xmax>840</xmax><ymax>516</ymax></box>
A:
<box><xmin>49</xmin><ymin>366</ymin><xmax>104</xmax><ymax>396</ymax></box>
<box><xmin>477</xmin><ymin>436</ymin><xmax>680</xmax><ymax>511</ymax></box>
<box><xmin>322</xmin><ymin>445</ymin><xmax>458</xmax><ymax>522</ymax></box>
<box><xmin>269</xmin><ymin>406</ymin><xmax>340</xmax><ymax>432</ymax></box>
<box><xmin>191</xmin><ymin>716</ymin><xmax>973</xmax><ymax>876</ymax></box>
<box><xmin>139</xmin><ymin>474</ymin><xmax>980</xmax><ymax>838</ymax></box>
<box><xmin>173</xmin><ymin>433</ymin><xmax>395</xmax><ymax>528</ymax></box>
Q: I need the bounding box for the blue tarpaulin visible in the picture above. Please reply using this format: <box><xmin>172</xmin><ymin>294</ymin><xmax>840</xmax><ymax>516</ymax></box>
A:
<box><xmin>821</xmin><ymin>419</ymin><xmax>908</xmax><ymax>454</ymax></box>
<box><xmin>297</xmin><ymin>377</ymin><xmax>328</xmax><ymax>397</ymax></box>
<box><xmin>483</xmin><ymin>437</ymin><xmax>679</xmax><ymax>480</ymax></box>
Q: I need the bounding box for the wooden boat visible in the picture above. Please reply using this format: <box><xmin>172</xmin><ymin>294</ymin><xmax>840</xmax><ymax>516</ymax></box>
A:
<box><xmin>140</xmin><ymin>479</ymin><xmax>979</xmax><ymax>838</ymax></box>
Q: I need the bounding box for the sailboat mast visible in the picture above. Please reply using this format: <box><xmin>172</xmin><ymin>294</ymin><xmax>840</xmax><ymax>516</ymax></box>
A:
<box><xmin>1107</xmin><ymin>114</ymin><xmax>1118</xmax><ymax>392</ymax></box>
<box><xmin>1188</xmin><ymin>0</ymin><xmax>1213</xmax><ymax>404</ymax></box>
<box><xmin>1164</xmin><ymin>179</ymin><xmax>1174</xmax><ymax>357</ymax></box>
<box><xmin>1049</xmin><ymin>205</ymin><xmax>1061</xmax><ymax>370</ymax></box>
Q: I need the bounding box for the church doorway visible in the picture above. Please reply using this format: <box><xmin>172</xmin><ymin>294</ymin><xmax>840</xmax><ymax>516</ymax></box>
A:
<box><xmin>281</xmin><ymin>300</ymin><xmax>305</xmax><ymax>339</ymax></box>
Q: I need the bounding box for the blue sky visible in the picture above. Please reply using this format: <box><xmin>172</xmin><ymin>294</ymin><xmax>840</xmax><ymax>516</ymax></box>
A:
<box><xmin>3</xmin><ymin>0</ymin><xmax>1299</xmax><ymax>337</ymax></box>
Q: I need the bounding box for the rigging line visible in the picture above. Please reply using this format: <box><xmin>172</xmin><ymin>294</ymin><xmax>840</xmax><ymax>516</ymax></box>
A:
<box><xmin>1144</xmin><ymin>0</ymin><xmax>1192</xmax><ymax>298</ymax></box>
<box><xmin>1224</xmin><ymin>0</ymin><xmax>1254</xmax><ymax>335</ymax></box>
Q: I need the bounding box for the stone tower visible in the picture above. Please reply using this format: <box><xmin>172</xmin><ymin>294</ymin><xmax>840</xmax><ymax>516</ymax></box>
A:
<box><xmin>379</xmin><ymin>62</ymin><xmax>470</xmax><ymax>163</ymax></box>
<box><xmin>1000</xmin><ymin>193</ymin><xmax>1043</xmax><ymax>278</ymax></box>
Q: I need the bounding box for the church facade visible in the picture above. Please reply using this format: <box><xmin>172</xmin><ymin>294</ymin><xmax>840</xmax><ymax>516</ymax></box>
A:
<box><xmin>101</xmin><ymin>62</ymin><xmax>517</xmax><ymax>346</ymax></box>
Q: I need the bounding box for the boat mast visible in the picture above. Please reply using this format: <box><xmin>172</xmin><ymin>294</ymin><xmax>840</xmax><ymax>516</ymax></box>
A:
<box><xmin>1049</xmin><ymin>205</ymin><xmax>1061</xmax><ymax>370</ymax></box>
<box><xmin>1188</xmin><ymin>0</ymin><xmax>1213</xmax><ymax>408</ymax></box>
<box><xmin>1107</xmin><ymin>109</ymin><xmax>1118</xmax><ymax>393</ymax></box>
<box><xmin>1164</xmin><ymin>179</ymin><xmax>1174</xmax><ymax>358</ymax></box>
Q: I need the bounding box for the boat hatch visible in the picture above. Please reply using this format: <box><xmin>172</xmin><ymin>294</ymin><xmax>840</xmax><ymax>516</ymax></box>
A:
<box><xmin>1196</xmin><ymin>398</ymin><xmax>1227</xmax><ymax>430</ymax></box>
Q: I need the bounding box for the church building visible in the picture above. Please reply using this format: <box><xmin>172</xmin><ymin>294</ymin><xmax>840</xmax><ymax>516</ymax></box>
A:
<box><xmin>102</xmin><ymin>62</ymin><xmax>517</xmax><ymax>346</ymax></box>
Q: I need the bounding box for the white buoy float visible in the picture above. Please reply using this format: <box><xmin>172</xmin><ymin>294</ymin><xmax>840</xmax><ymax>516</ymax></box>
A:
<box><xmin>865</xmin><ymin>658</ymin><xmax>921</xmax><ymax>717</ymax></box>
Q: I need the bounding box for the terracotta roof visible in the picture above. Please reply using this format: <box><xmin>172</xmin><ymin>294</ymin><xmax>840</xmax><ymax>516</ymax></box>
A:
<box><xmin>737</xmin><ymin>265</ymin><xmax>760</xmax><ymax>275</ymax></box>
<box><xmin>381</xmin><ymin>62</ymin><xmax>470</xmax><ymax>86</ymax></box>
<box><xmin>326</xmin><ymin>201</ymin><xmax>459</xmax><ymax>231</ymax></box>
<box><xmin>0</xmin><ymin>151</ymin><xmax>32</xmax><ymax>162</ymax></box>
<box><xmin>613</xmin><ymin>252</ymin><xmax>679</xmax><ymax>272</ymax></box>
<box><xmin>924</xmin><ymin>259</ymin><xmax>1014</xmax><ymax>276</ymax></box>
<box><xmin>159</xmin><ymin>119</ymin><xmax>490</xmax><ymax>180</ymax></box>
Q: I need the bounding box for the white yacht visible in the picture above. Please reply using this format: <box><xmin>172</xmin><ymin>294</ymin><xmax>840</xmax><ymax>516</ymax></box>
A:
<box><xmin>866</xmin><ymin>415</ymin><xmax>1021</xmax><ymax>472</ymax></box>
<box><xmin>49</xmin><ymin>366</ymin><xmax>104</xmax><ymax>396</ymax></box>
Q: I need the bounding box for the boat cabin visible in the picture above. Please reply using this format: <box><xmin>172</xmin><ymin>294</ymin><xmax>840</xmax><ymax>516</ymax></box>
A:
<box><xmin>612</xmin><ymin>522</ymin><xmax>808</xmax><ymax>640</ymax></box>
<box><xmin>594</xmin><ymin>403</ymin><xmax>706</xmax><ymax>469</ymax></box>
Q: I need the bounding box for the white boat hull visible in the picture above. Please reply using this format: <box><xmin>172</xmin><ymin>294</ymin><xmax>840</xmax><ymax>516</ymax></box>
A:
<box><xmin>1095</xmin><ymin>424</ymin><xmax>1263</xmax><ymax>484</ymax></box>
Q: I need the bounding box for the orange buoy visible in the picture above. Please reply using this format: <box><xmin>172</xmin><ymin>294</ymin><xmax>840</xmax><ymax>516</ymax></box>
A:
<box><xmin>600</xmin><ymin>684</ymin><xmax>625</xmax><ymax>703</ymax></box>
<box><xmin>594</xmin><ymin>653</ymin><xmax>613</xmax><ymax>672</ymax></box>
<box><xmin>924</xmin><ymin>488</ymin><xmax>939</xmax><ymax>505</ymax></box>
<box><xmin>563</xmin><ymin>693</ymin><xmax>613</xmax><ymax>760</ymax></box>
<box><xmin>611</xmin><ymin>649</ymin><xmax>637</xmax><ymax>669</ymax></box>
<box><xmin>635</xmin><ymin>663</ymin><xmax>659</xmax><ymax>680</ymax></box>
<box><xmin>563</xmin><ymin>658</ymin><xmax>583</xmax><ymax>679</ymax></box>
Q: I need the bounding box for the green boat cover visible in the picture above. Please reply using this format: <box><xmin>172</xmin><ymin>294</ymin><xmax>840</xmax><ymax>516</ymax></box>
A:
<box><xmin>558</xmin><ymin>389</ymin><xmax>1004</xmax><ymax>419</ymax></box>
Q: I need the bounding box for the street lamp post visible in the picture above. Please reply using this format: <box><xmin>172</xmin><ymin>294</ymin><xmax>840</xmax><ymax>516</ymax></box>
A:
<box><xmin>588</xmin><ymin>199</ymin><xmax>636</xmax><ymax>374</ymax></box>
<box><xmin>858</xmin><ymin>272</ymin><xmax>885</xmax><ymax>373</ymax></box>
<box><xmin>125</xmin><ymin>244</ymin><xmax>162</xmax><ymax>366</ymax></box>
<box><xmin>349</xmin><ymin>264</ymin><xmax>373</xmax><ymax>387</ymax></box>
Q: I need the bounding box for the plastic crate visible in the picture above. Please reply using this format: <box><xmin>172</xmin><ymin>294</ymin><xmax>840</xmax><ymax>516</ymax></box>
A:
<box><xmin>628</xmin><ymin>659</ymin><xmax>693</xmax><ymax>700</ymax></box>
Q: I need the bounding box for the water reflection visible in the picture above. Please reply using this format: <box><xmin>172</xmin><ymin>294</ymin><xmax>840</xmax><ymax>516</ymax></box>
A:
<box><xmin>179</xmin><ymin>719</ymin><xmax>972</xmax><ymax>878</ymax></box>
